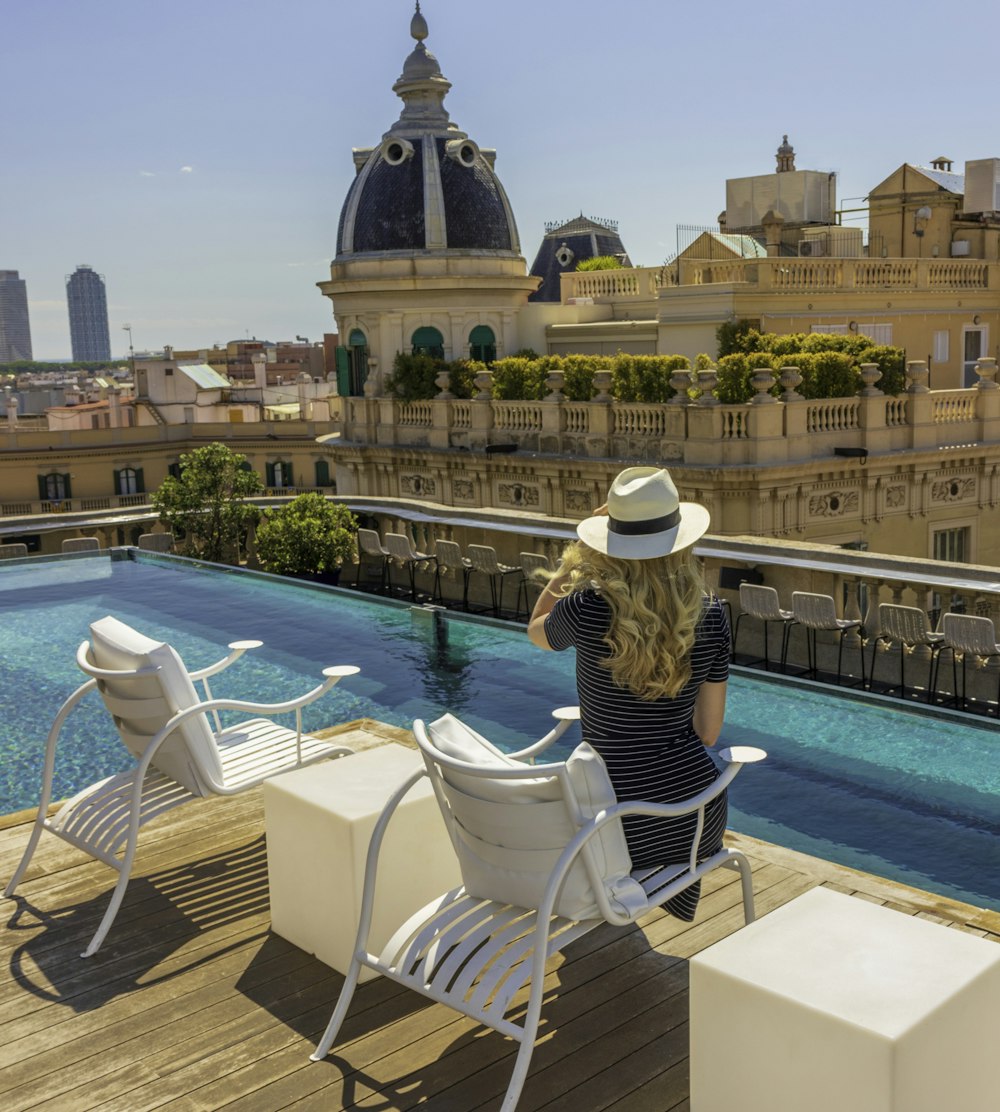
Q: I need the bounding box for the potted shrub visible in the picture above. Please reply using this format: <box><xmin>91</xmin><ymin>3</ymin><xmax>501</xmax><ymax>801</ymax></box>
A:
<box><xmin>256</xmin><ymin>493</ymin><xmax>358</xmax><ymax>585</ymax></box>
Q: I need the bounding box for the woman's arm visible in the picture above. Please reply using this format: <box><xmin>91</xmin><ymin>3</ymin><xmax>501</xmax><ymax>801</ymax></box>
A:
<box><xmin>692</xmin><ymin>680</ymin><xmax>727</xmax><ymax>747</ymax></box>
<box><xmin>527</xmin><ymin>570</ymin><xmax>570</xmax><ymax>650</ymax></box>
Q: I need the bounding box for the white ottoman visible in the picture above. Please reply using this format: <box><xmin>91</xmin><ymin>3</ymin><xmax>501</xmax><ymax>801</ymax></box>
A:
<box><xmin>264</xmin><ymin>743</ymin><xmax>461</xmax><ymax>982</ymax></box>
<box><xmin>690</xmin><ymin>886</ymin><xmax>1000</xmax><ymax>1112</ymax></box>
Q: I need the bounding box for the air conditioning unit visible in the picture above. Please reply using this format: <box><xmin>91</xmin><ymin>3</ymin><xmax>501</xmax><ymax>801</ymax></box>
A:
<box><xmin>799</xmin><ymin>239</ymin><xmax>826</xmax><ymax>257</ymax></box>
<box><xmin>951</xmin><ymin>240</ymin><xmax>971</xmax><ymax>257</ymax></box>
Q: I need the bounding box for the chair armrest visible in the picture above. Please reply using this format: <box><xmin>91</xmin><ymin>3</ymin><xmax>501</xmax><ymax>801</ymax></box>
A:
<box><xmin>507</xmin><ymin>706</ymin><xmax>580</xmax><ymax>761</ymax></box>
<box><xmin>188</xmin><ymin>639</ymin><xmax>264</xmax><ymax>681</ymax></box>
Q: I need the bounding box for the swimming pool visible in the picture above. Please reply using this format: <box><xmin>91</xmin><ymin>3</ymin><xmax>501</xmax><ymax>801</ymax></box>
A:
<box><xmin>1</xmin><ymin>551</ymin><xmax>998</xmax><ymax>912</ymax></box>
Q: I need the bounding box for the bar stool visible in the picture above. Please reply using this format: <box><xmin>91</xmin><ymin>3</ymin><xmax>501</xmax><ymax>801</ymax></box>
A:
<box><xmin>466</xmin><ymin>544</ymin><xmax>523</xmax><ymax>617</ymax></box>
<box><xmin>871</xmin><ymin>603</ymin><xmax>944</xmax><ymax>702</ymax></box>
<box><xmin>432</xmin><ymin>539</ymin><xmax>472</xmax><ymax>610</ymax></box>
<box><xmin>940</xmin><ymin>612</ymin><xmax>1000</xmax><ymax>715</ymax></box>
<box><xmin>733</xmin><ymin>584</ymin><xmax>797</xmax><ymax>672</ymax></box>
<box><xmin>790</xmin><ymin>592</ymin><xmax>864</xmax><ymax>686</ymax></box>
<box><xmin>384</xmin><ymin>533</ymin><xmax>439</xmax><ymax>602</ymax></box>
<box><xmin>355</xmin><ymin>528</ymin><xmax>390</xmax><ymax>594</ymax></box>
<box><xmin>514</xmin><ymin>552</ymin><xmax>552</xmax><ymax>620</ymax></box>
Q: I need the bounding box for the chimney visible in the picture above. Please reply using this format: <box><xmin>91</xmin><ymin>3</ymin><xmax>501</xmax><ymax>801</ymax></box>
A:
<box><xmin>6</xmin><ymin>394</ymin><xmax>17</xmax><ymax>432</ymax></box>
<box><xmin>252</xmin><ymin>353</ymin><xmax>267</xmax><ymax>390</ymax></box>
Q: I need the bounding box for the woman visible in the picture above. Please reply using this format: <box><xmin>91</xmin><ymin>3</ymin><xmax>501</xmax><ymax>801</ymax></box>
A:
<box><xmin>528</xmin><ymin>466</ymin><xmax>729</xmax><ymax>920</ymax></box>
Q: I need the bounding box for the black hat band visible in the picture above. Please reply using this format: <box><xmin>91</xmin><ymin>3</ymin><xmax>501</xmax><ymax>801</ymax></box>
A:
<box><xmin>607</xmin><ymin>508</ymin><xmax>681</xmax><ymax>536</ymax></box>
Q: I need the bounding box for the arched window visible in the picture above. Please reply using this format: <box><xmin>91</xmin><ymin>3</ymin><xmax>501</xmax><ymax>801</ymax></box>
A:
<box><xmin>114</xmin><ymin>467</ymin><xmax>145</xmax><ymax>496</ymax></box>
<box><xmin>411</xmin><ymin>326</ymin><xmax>445</xmax><ymax>360</ymax></box>
<box><xmin>266</xmin><ymin>461</ymin><xmax>293</xmax><ymax>489</ymax></box>
<box><xmin>336</xmin><ymin>329</ymin><xmax>370</xmax><ymax>397</ymax></box>
<box><xmin>469</xmin><ymin>324</ymin><xmax>496</xmax><ymax>364</ymax></box>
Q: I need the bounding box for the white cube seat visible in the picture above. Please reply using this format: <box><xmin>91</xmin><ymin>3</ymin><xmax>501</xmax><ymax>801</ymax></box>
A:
<box><xmin>264</xmin><ymin>743</ymin><xmax>461</xmax><ymax>982</ymax></box>
<box><xmin>690</xmin><ymin>886</ymin><xmax>1000</xmax><ymax>1112</ymax></box>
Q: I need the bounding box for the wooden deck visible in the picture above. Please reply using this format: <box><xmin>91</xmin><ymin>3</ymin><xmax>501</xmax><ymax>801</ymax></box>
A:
<box><xmin>2</xmin><ymin>724</ymin><xmax>998</xmax><ymax>1112</ymax></box>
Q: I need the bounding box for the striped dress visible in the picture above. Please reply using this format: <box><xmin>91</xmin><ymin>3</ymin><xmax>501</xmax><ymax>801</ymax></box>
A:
<box><xmin>545</xmin><ymin>589</ymin><xmax>731</xmax><ymax>921</ymax></box>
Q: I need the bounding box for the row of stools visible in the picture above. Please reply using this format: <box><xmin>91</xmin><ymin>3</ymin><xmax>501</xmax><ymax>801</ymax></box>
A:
<box><xmin>354</xmin><ymin>529</ymin><xmax>552</xmax><ymax>618</ymax></box>
<box><xmin>735</xmin><ymin>583</ymin><xmax>1000</xmax><ymax>714</ymax></box>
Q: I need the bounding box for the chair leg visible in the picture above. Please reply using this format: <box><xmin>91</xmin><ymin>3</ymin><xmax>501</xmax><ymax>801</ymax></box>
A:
<box><xmin>311</xmin><ymin>956</ymin><xmax>364</xmax><ymax>1061</ymax></box>
<box><xmin>762</xmin><ymin>620</ymin><xmax>771</xmax><ymax>671</ymax></box>
<box><xmin>779</xmin><ymin>622</ymin><xmax>792</xmax><ymax>673</ymax></box>
<box><xmin>81</xmin><ymin>864</ymin><xmax>135</xmax><ymax>958</ymax></box>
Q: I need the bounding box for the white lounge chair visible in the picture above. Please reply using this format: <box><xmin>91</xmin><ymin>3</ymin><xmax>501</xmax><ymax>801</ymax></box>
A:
<box><xmin>4</xmin><ymin>615</ymin><xmax>360</xmax><ymax>957</ymax></box>
<box><xmin>312</xmin><ymin>709</ymin><xmax>765</xmax><ymax>1111</ymax></box>
<box><xmin>383</xmin><ymin>532</ymin><xmax>438</xmax><ymax>601</ymax></box>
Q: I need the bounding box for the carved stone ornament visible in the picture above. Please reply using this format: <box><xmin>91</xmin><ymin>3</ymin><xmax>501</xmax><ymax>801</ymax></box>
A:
<box><xmin>498</xmin><ymin>482</ymin><xmax>539</xmax><ymax>507</ymax></box>
<box><xmin>884</xmin><ymin>485</ymin><xmax>906</xmax><ymax>508</ymax></box>
<box><xmin>564</xmin><ymin>489</ymin><xmax>593</xmax><ymax>513</ymax></box>
<box><xmin>808</xmin><ymin>490</ymin><xmax>858</xmax><ymax>517</ymax></box>
<box><xmin>932</xmin><ymin>477</ymin><xmax>975</xmax><ymax>502</ymax></box>
<box><xmin>401</xmin><ymin>474</ymin><xmax>436</xmax><ymax>497</ymax></box>
<box><xmin>452</xmin><ymin>478</ymin><xmax>475</xmax><ymax>502</ymax></box>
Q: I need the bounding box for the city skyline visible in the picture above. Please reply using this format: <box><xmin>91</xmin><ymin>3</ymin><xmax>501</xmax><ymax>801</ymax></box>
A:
<box><xmin>5</xmin><ymin>0</ymin><xmax>999</xmax><ymax>360</ymax></box>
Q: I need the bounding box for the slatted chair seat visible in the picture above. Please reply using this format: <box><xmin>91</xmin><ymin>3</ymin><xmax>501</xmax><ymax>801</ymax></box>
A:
<box><xmin>733</xmin><ymin>583</ymin><xmax>797</xmax><ymax>671</ymax></box>
<box><xmin>872</xmin><ymin>603</ymin><xmax>945</xmax><ymax>702</ymax></box>
<box><xmin>354</xmin><ymin>528</ymin><xmax>390</xmax><ymax>593</ymax></box>
<box><xmin>940</xmin><ymin>612</ymin><xmax>1000</xmax><ymax>714</ymax></box>
<box><xmin>466</xmin><ymin>544</ymin><xmax>523</xmax><ymax>618</ymax></box>
<box><xmin>433</xmin><ymin>539</ymin><xmax>473</xmax><ymax>610</ymax></box>
<box><xmin>790</xmin><ymin>591</ymin><xmax>865</xmax><ymax>687</ymax></box>
<box><xmin>383</xmin><ymin>532</ymin><xmax>439</xmax><ymax>601</ymax></box>
<box><xmin>4</xmin><ymin>615</ymin><xmax>360</xmax><ymax>957</ymax></box>
<box><xmin>514</xmin><ymin>552</ymin><xmax>552</xmax><ymax>620</ymax></box>
<box><xmin>312</xmin><ymin>709</ymin><xmax>765</xmax><ymax>1111</ymax></box>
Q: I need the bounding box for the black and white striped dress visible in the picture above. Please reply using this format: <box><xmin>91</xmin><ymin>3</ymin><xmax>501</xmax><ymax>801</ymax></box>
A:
<box><xmin>545</xmin><ymin>589</ymin><xmax>731</xmax><ymax>921</ymax></box>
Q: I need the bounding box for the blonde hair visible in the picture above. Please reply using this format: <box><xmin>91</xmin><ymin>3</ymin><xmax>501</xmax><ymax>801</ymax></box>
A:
<box><xmin>552</xmin><ymin>541</ymin><xmax>708</xmax><ymax>700</ymax></box>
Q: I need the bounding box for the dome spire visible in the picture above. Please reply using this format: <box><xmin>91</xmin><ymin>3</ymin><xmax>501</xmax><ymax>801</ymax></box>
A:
<box><xmin>391</xmin><ymin>2</ymin><xmax>455</xmax><ymax>134</ymax></box>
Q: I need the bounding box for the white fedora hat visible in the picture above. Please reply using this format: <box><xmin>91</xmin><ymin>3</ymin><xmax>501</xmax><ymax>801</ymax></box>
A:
<box><xmin>576</xmin><ymin>467</ymin><xmax>709</xmax><ymax>560</ymax></box>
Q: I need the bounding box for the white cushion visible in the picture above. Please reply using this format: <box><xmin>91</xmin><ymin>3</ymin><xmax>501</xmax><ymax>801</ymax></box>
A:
<box><xmin>88</xmin><ymin>615</ymin><xmax>222</xmax><ymax>795</ymax></box>
<box><xmin>422</xmin><ymin>714</ymin><xmax>643</xmax><ymax>922</ymax></box>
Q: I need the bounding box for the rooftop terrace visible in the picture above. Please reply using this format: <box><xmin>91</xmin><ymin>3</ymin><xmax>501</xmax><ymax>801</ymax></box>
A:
<box><xmin>2</xmin><ymin>723</ymin><xmax>997</xmax><ymax>1111</ymax></box>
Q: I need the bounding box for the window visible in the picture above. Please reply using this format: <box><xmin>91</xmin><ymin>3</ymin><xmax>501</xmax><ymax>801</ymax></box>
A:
<box><xmin>469</xmin><ymin>324</ymin><xmax>496</xmax><ymax>364</ymax></box>
<box><xmin>962</xmin><ymin>326</ymin><xmax>988</xmax><ymax>387</ymax></box>
<box><xmin>858</xmin><ymin>323</ymin><xmax>893</xmax><ymax>345</ymax></box>
<box><xmin>411</xmin><ymin>326</ymin><xmax>445</xmax><ymax>360</ymax></box>
<box><xmin>314</xmin><ymin>460</ymin><xmax>332</xmax><ymax>487</ymax></box>
<box><xmin>167</xmin><ymin>462</ymin><xmax>182</xmax><ymax>480</ymax></box>
<box><xmin>810</xmin><ymin>324</ymin><xmax>848</xmax><ymax>335</ymax></box>
<box><xmin>266</xmin><ymin>461</ymin><xmax>293</xmax><ymax>488</ymax></box>
<box><xmin>933</xmin><ymin>526</ymin><xmax>970</xmax><ymax>564</ymax></box>
<box><xmin>114</xmin><ymin>467</ymin><xmax>145</xmax><ymax>496</ymax></box>
<box><xmin>933</xmin><ymin>330</ymin><xmax>950</xmax><ymax>364</ymax></box>
<box><xmin>345</xmin><ymin>329</ymin><xmax>369</xmax><ymax>396</ymax></box>
<box><xmin>38</xmin><ymin>473</ymin><xmax>71</xmax><ymax>501</ymax></box>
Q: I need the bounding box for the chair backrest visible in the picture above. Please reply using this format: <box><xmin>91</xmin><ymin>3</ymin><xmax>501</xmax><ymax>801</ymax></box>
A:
<box><xmin>519</xmin><ymin>552</ymin><xmax>551</xmax><ymax>579</ymax></box>
<box><xmin>384</xmin><ymin>532</ymin><xmax>416</xmax><ymax>562</ymax></box>
<box><xmin>79</xmin><ymin>615</ymin><xmax>224</xmax><ymax>796</ymax></box>
<box><xmin>466</xmin><ymin>544</ymin><xmax>500</xmax><ymax>574</ymax></box>
<box><xmin>357</xmin><ymin>528</ymin><xmax>387</xmax><ymax>558</ymax></box>
<box><xmin>137</xmin><ymin>533</ymin><xmax>173</xmax><ymax>553</ymax></box>
<box><xmin>791</xmin><ymin>591</ymin><xmax>838</xmax><ymax>629</ymax></box>
<box><xmin>61</xmin><ymin>537</ymin><xmax>100</xmax><ymax>553</ymax></box>
<box><xmin>0</xmin><ymin>543</ymin><xmax>28</xmax><ymax>560</ymax></box>
<box><xmin>738</xmin><ymin>583</ymin><xmax>784</xmax><ymax>621</ymax></box>
<box><xmin>879</xmin><ymin>603</ymin><xmax>934</xmax><ymax>645</ymax></box>
<box><xmin>414</xmin><ymin>713</ymin><xmax>644</xmax><ymax>923</ymax></box>
<box><xmin>434</xmin><ymin>539</ymin><xmax>466</xmax><ymax>571</ymax></box>
<box><xmin>942</xmin><ymin>612</ymin><xmax>1000</xmax><ymax>656</ymax></box>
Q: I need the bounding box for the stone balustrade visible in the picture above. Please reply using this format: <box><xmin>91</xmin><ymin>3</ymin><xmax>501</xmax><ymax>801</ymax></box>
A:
<box><xmin>339</xmin><ymin>360</ymin><xmax>1000</xmax><ymax>466</ymax></box>
<box><xmin>559</xmin><ymin>258</ymin><xmax>1000</xmax><ymax>300</ymax></box>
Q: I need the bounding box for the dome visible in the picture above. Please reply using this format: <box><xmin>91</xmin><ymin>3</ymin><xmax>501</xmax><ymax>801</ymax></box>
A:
<box><xmin>335</xmin><ymin>4</ymin><xmax>520</xmax><ymax>257</ymax></box>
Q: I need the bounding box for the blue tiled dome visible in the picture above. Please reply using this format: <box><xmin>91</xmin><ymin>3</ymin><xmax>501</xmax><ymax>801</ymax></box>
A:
<box><xmin>335</xmin><ymin>6</ymin><xmax>520</xmax><ymax>258</ymax></box>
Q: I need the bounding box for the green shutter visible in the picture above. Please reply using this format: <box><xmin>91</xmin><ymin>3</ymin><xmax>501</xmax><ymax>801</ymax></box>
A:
<box><xmin>37</xmin><ymin>475</ymin><xmax>47</xmax><ymax>500</ymax></box>
<box><xmin>265</xmin><ymin>462</ymin><xmax>275</xmax><ymax>486</ymax></box>
<box><xmin>168</xmin><ymin>462</ymin><xmax>181</xmax><ymax>479</ymax></box>
<box><xmin>335</xmin><ymin>347</ymin><xmax>350</xmax><ymax>396</ymax></box>
<box><xmin>315</xmin><ymin>460</ymin><xmax>331</xmax><ymax>487</ymax></box>
<box><xmin>113</xmin><ymin>468</ymin><xmax>123</xmax><ymax>495</ymax></box>
<box><xmin>135</xmin><ymin>467</ymin><xmax>145</xmax><ymax>494</ymax></box>
<box><xmin>284</xmin><ymin>464</ymin><xmax>293</xmax><ymax>488</ymax></box>
<box><xmin>62</xmin><ymin>473</ymin><xmax>72</xmax><ymax>498</ymax></box>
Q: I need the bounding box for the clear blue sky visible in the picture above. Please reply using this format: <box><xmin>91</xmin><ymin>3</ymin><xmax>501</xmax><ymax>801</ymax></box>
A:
<box><xmin>5</xmin><ymin>0</ymin><xmax>997</xmax><ymax>360</ymax></box>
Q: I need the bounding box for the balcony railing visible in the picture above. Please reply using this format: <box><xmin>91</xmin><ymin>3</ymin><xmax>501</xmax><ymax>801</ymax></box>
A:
<box><xmin>351</xmin><ymin>360</ymin><xmax>1000</xmax><ymax>466</ymax></box>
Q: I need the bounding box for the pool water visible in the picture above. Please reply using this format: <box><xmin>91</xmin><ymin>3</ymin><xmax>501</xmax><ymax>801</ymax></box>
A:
<box><xmin>1</xmin><ymin>552</ymin><xmax>998</xmax><ymax>912</ymax></box>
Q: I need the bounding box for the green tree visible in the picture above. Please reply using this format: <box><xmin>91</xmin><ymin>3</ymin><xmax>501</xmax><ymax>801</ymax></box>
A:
<box><xmin>151</xmin><ymin>442</ymin><xmax>263</xmax><ymax>564</ymax></box>
<box><xmin>256</xmin><ymin>494</ymin><xmax>358</xmax><ymax>579</ymax></box>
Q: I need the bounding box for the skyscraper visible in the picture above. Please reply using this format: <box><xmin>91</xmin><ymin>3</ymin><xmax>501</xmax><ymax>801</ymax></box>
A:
<box><xmin>0</xmin><ymin>270</ymin><xmax>33</xmax><ymax>363</ymax></box>
<box><xmin>66</xmin><ymin>264</ymin><xmax>111</xmax><ymax>362</ymax></box>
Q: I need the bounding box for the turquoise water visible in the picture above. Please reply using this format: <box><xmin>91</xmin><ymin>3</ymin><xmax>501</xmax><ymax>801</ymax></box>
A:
<box><xmin>1</xmin><ymin>551</ymin><xmax>998</xmax><ymax>912</ymax></box>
